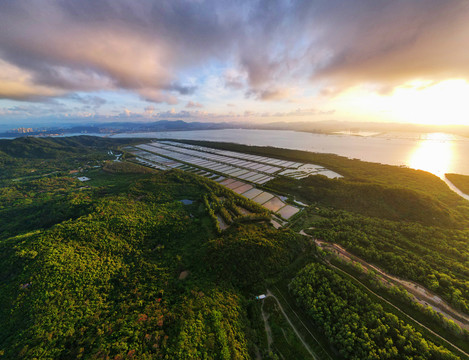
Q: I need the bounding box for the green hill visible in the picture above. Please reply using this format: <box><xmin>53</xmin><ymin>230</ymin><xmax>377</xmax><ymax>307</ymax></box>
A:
<box><xmin>0</xmin><ymin>137</ymin><xmax>466</xmax><ymax>359</ymax></box>
<box><xmin>0</xmin><ymin>168</ymin><xmax>304</xmax><ymax>359</ymax></box>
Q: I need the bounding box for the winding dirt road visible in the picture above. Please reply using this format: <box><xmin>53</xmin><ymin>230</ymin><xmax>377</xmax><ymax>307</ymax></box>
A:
<box><xmin>299</xmin><ymin>229</ymin><xmax>469</xmax><ymax>359</ymax></box>
<box><xmin>300</xmin><ymin>230</ymin><xmax>469</xmax><ymax>330</ymax></box>
<box><xmin>328</xmin><ymin>262</ymin><xmax>469</xmax><ymax>358</ymax></box>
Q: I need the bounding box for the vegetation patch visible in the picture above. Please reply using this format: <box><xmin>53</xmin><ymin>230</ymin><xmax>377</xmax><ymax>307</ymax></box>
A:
<box><xmin>1</xmin><ymin>137</ymin><xmax>467</xmax><ymax>359</ymax></box>
<box><xmin>446</xmin><ymin>173</ymin><xmax>469</xmax><ymax>195</ymax></box>
<box><xmin>291</xmin><ymin>263</ymin><xmax>461</xmax><ymax>359</ymax></box>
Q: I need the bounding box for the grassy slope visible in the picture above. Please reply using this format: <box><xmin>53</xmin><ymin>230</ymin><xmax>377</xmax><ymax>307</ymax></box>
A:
<box><xmin>447</xmin><ymin>173</ymin><xmax>469</xmax><ymax>195</ymax></box>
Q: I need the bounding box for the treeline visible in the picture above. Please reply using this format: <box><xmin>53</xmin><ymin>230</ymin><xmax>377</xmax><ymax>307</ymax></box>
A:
<box><xmin>0</xmin><ymin>177</ymin><xmax>94</xmax><ymax>239</ymax></box>
<box><xmin>202</xmin><ymin>191</ymin><xmax>270</xmax><ymax>234</ymax></box>
<box><xmin>270</xmin><ymin>175</ymin><xmax>463</xmax><ymax>227</ymax></box>
<box><xmin>0</xmin><ymin>136</ymin><xmax>134</xmax><ymax>159</ymax></box>
<box><xmin>329</xmin><ymin>255</ymin><xmax>469</xmax><ymax>351</ymax></box>
<box><xmin>291</xmin><ymin>263</ymin><xmax>460</xmax><ymax>360</ymax></box>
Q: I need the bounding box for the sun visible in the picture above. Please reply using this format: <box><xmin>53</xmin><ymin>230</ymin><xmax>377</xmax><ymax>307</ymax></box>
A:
<box><xmin>408</xmin><ymin>133</ymin><xmax>454</xmax><ymax>178</ymax></box>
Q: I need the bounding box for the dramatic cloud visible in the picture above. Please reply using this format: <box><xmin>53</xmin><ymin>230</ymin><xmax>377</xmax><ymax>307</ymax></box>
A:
<box><xmin>235</xmin><ymin>0</ymin><xmax>469</xmax><ymax>97</ymax></box>
<box><xmin>0</xmin><ymin>0</ymin><xmax>468</xmax><ymax>110</ymax></box>
<box><xmin>0</xmin><ymin>0</ymin><xmax>240</xmax><ymax>104</ymax></box>
<box><xmin>309</xmin><ymin>1</ymin><xmax>469</xmax><ymax>89</ymax></box>
<box><xmin>0</xmin><ymin>60</ymin><xmax>63</xmax><ymax>101</ymax></box>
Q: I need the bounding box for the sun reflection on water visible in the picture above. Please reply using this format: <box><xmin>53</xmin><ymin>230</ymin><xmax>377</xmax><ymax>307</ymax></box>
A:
<box><xmin>408</xmin><ymin>133</ymin><xmax>454</xmax><ymax>178</ymax></box>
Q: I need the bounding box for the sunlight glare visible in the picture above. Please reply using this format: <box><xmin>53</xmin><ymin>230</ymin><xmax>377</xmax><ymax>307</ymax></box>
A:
<box><xmin>408</xmin><ymin>133</ymin><xmax>454</xmax><ymax>178</ymax></box>
<box><xmin>390</xmin><ymin>80</ymin><xmax>469</xmax><ymax>125</ymax></box>
<box><xmin>330</xmin><ymin>79</ymin><xmax>469</xmax><ymax>125</ymax></box>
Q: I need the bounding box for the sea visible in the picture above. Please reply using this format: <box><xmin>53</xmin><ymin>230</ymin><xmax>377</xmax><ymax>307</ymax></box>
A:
<box><xmin>109</xmin><ymin>129</ymin><xmax>469</xmax><ymax>178</ymax></box>
<box><xmin>3</xmin><ymin>128</ymin><xmax>469</xmax><ymax>178</ymax></box>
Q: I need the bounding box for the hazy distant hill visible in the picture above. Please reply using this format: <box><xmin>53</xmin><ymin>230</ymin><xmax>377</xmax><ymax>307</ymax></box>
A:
<box><xmin>2</xmin><ymin>119</ymin><xmax>469</xmax><ymax>138</ymax></box>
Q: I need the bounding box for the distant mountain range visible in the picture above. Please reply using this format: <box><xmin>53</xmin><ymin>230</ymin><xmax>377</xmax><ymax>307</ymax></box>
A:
<box><xmin>1</xmin><ymin>119</ymin><xmax>468</xmax><ymax>138</ymax></box>
<box><xmin>0</xmin><ymin>120</ymin><xmax>237</xmax><ymax>138</ymax></box>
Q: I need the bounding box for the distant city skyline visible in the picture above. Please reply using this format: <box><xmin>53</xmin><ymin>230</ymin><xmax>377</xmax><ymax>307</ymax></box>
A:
<box><xmin>1</xmin><ymin>0</ymin><xmax>469</xmax><ymax>126</ymax></box>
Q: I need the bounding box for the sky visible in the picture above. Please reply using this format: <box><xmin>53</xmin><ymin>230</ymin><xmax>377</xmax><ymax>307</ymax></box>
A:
<box><xmin>1</xmin><ymin>0</ymin><xmax>469</xmax><ymax>127</ymax></box>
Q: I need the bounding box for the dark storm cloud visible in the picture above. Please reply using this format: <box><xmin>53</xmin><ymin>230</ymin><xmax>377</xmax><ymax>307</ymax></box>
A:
<box><xmin>0</xmin><ymin>0</ymin><xmax>468</xmax><ymax>103</ymax></box>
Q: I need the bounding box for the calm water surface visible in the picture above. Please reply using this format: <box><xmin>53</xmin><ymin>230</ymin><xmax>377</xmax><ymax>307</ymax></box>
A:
<box><xmin>112</xmin><ymin>129</ymin><xmax>469</xmax><ymax>178</ymax></box>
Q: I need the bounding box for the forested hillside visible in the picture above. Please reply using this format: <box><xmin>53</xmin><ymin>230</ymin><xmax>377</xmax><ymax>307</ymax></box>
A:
<box><xmin>291</xmin><ymin>263</ymin><xmax>459</xmax><ymax>360</ymax></box>
<box><xmin>0</xmin><ymin>164</ymin><xmax>305</xmax><ymax>358</ymax></box>
<box><xmin>0</xmin><ymin>136</ymin><xmax>137</xmax><ymax>181</ymax></box>
<box><xmin>0</xmin><ymin>137</ymin><xmax>467</xmax><ymax>359</ymax></box>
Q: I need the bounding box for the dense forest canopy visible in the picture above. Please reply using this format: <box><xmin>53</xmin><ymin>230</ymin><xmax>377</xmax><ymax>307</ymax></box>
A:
<box><xmin>291</xmin><ymin>263</ymin><xmax>460</xmax><ymax>360</ymax></box>
<box><xmin>0</xmin><ymin>167</ymin><xmax>301</xmax><ymax>358</ymax></box>
<box><xmin>0</xmin><ymin>136</ymin><xmax>467</xmax><ymax>359</ymax></box>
